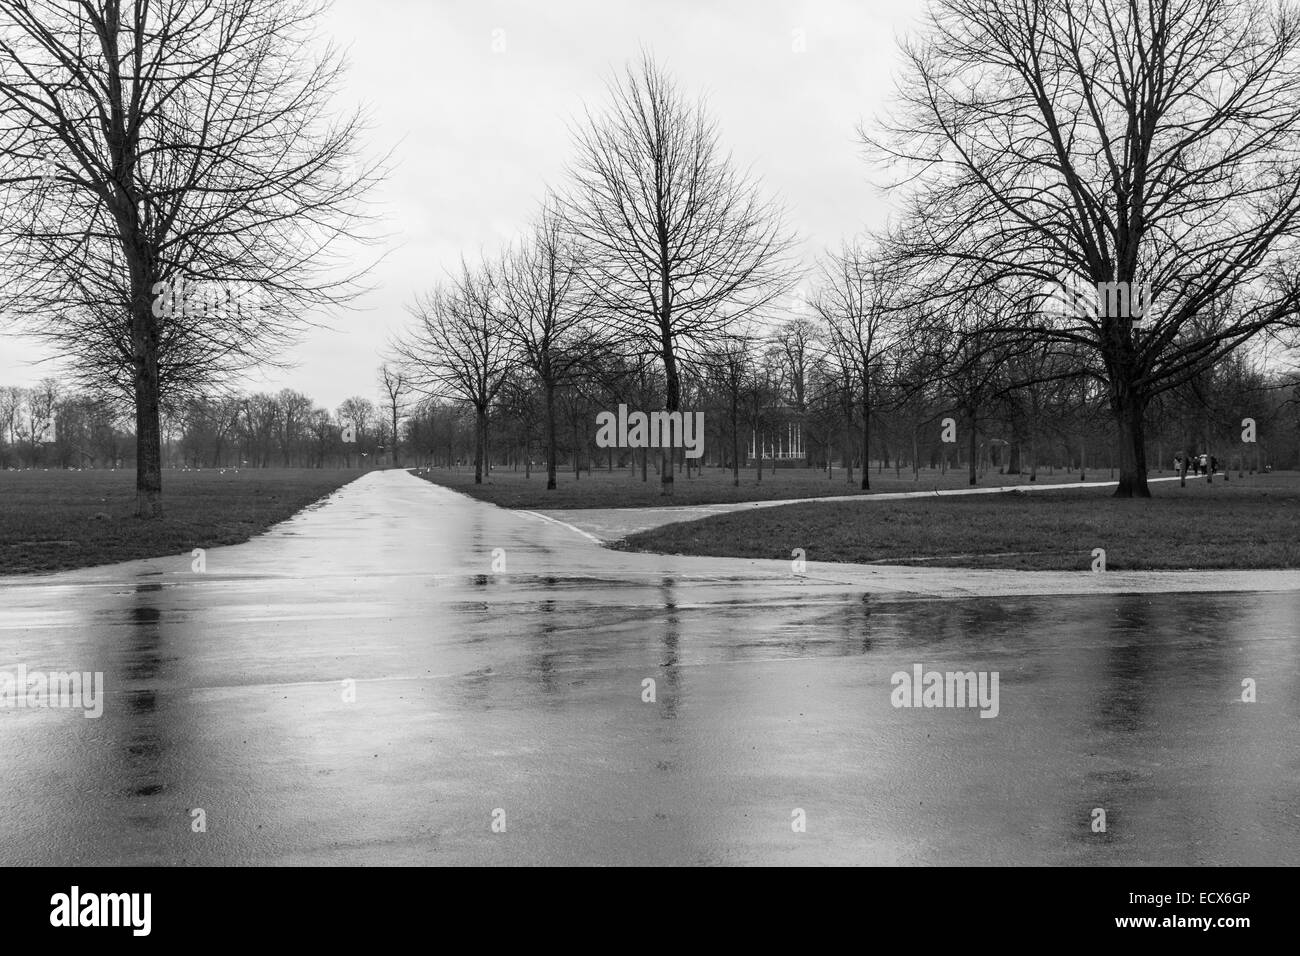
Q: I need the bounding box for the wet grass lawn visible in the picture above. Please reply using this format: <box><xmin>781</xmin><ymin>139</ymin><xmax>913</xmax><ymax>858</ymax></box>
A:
<box><xmin>612</xmin><ymin>471</ymin><xmax>1300</xmax><ymax>571</ymax></box>
<box><xmin>0</xmin><ymin>467</ymin><xmax>363</xmax><ymax>574</ymax></box>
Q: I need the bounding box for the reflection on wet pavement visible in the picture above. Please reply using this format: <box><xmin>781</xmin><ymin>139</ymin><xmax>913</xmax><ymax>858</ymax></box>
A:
<box><xmin>0</xmin><ymin>470</ymin><xmax>1296</xmax><ymax>865</ymax></box>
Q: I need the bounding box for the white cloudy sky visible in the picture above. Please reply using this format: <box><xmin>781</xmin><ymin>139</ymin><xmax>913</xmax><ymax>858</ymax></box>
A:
<box><xmin>0</xmin><ymin>0</ymin><xmax>929</xmax><ymax>411</ymax></box>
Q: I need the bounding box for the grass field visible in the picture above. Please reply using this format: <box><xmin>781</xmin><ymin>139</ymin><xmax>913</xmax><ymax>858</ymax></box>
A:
<box><xmin>612</xmin><ymin>471</ymin><xmax>1300</xmax><ymax>571</ymax></box>
<box><xmin>413</xmin><ymin>461</ymin><xmax>1118</xmax><ymax>509</ymax></box>
<box><xmin>0</xmin><ymin>467</ymin><xmax>363</xmax><ymax>575</ymax></box>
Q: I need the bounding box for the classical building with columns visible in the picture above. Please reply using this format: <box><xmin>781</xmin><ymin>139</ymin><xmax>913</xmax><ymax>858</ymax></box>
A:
<box><xmin>748</xmin><ymin>401</ymin><xmax>806</xmax><ymax>465</ymax></box>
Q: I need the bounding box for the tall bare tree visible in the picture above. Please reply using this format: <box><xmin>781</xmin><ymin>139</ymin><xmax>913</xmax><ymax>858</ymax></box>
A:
<box><xmin>0</xmin><ymin>385</ymin><xmax>23</xmax><ymax>448</ymax></box>
<box><xmin>563</xmin><ymin>51</ymin><xmax>797</xmax><ymax>494</ymax></box>
<box><xmin>701</xmin><ymin>328</ymin><xmax>759</xmax><ymax>487</ymax></box>
<box><xmin>872</xmin><ymin>0</ymin><xmax>1300</xmax><ymax>496</ymax></box>
<box><xmin>773</xmin><ymin>316</ymin><xmax>819</xmax><ymax>415</ymax></box>
<box><xmin>498</xmin><ymin>198</ymin><xmax>597</xmax><ymax>490</ymax></box>
<box><xmin>0</xmin><ymin>0</ymin><xmax>381</xmax><ymax>515</ymax></box>
<box><xmin>336</xmin><ymin>395</ymin><xmax>375</xmax><ymax>469</ymax></box>
<box><xmin>812</xmin><ymin>241</ymin><xmax>900</xmax><ymax>490</ymax></box>
<box><xmin>378</xmin><ymin>363</ymin><xmax>409</xmax><ymax>468</ymax></box>
<box><xmin>396</xmin><ymin>259</ymin><xmax>515</xmax><ymax>484</ymax></box>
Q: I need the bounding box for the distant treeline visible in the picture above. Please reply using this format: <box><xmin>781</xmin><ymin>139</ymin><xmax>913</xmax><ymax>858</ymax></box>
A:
<box><xmin>0</xmin><ymin>382</ymin><xmax>397</xmax><ymax>471</ymax></box>
<box><xmin>399</xmin><ymin>344</ymin><xmax>1298</xmax><ymax>483</ymax></box>
<box><xmin>5</xmin><ymin>343</ymin><xmax>1296</xmax><ymax>477</ymax></box>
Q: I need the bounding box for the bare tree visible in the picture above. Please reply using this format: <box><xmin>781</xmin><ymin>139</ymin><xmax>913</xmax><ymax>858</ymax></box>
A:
<box><xmin>336</xmin><ymin>396</ymin><xmax>375</xmax><ymax>469</ymax></box>
<box><xmin>276</xmin><ymin>389</ymin><xmax>314</xmax><ymax>467</ymax></box>
<box><xmin>396</xmin><ymin>259</ymin><xmax>515</xmax><ymax>484</ymax></box>
<box><xmin>0</xmin><ymin>385</ymin><xmax>23</xmax><ymax>449</ymax></box>
<box><xmin>306</xmin><ymin>407</ymin><xmax>334</xmax><ymax>468</ymax></box>
<box><xmin>812</xmin><ymin>241</ymin><xmax>900</xmax><ymax>490</ymax></box>
<box><xmin>497</xmin><ymin>198</ymin><xmax>597</xmax><ymax>490</ymax></box>
<box><xmin>702</xmin><ymin>329</ymin><xmax>759</xmax><ymax>487</ymax></box>
<box><xmin>872</xmin><ymin>0</ymin><xmax>1300</xmax><ymax>496</ymax></box>
<box><xmin>773</xmin><ymin>316</ymin><xmax>819</xmax><ymax>415</ymax></box>
<box><xmin>0</xmin><ymin>0</ymin><xmax>382</xmax><ymax>515</ymax></box>
<box><xmin>241</xmin><ymin>393</ymin><xmax>281</xmax><ymax>468</ymax></box>
<box><xmin>562</xmin><ymin>51</ymin><xmax>797</xmax><ymax>494</ymax></box>
<box><xmin>378</xmin><ymin>363</ymin><xmax>409</xmax><ymax>468</ymax></box>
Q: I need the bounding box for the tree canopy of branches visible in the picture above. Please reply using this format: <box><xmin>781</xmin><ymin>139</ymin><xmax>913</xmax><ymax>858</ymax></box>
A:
<box><xmin>0</xmin><ymin>0</ymin><xmax>381</xmax><ymax>515</ymax></box>
<box><xmin>872</xmin><ymin>0</ymin><xmax>1300</xmax><ymax>496</ymax></box>
<box><xmin>396</xmin><ymin>259</ymin><xmax>514</xmax><ymax>484</ymax></box>
<box><xmin>812</xmin><ymin>240</ymin><xmax>902</xmax><ymax>490</ymax></box>
<box><xmin>498</xmin><ymin>198</ymin><xmax>599</xmax><ymax>490</ymax></box>
<box><xmin>378</xmin><ymin>363</ymin><xmax>409</xmax><ymax>468</ymax></box>
<box><xmin>562</xmin><ymin>51</ymin><xmax>797</xmax><ymax>494</ymax></box>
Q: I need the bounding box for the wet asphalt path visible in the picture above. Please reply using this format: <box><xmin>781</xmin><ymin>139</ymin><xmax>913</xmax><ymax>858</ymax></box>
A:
<box><xmin>1</xmin><ymin>469</ymin><xmax>1296</xmax><ymax>865</ymax></box>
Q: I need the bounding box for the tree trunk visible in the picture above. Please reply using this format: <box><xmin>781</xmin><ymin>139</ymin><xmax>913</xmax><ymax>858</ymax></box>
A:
<box><xmin>1111</xmin><ymin>391</ymin><xmax>1151</xmax><ymax>497</ymax></box>
<box><xmin>967</xmin><ymin>409</ymin><xmax>977</xmax><ymax>486</ymax></box>
<box><xmin>661</xmin><ymin>328</ymin><xmax>678</xmax><ymax>496</ymax></box>
<box><xmin>731</xmin><ymin>398</ymin><xmax>740</xmax><ymax>488</ymax></box>
<box><xmin>131</xmin><ymin>290</ymin><xmax>163</xmax><ymax>518</ymax></box>
<box><xmin>474</xmin><ymin>406</ymin><xmax>486</xmax><ymax>484</ymax></box>
<box><xmin>392</xmin><ymin>407</ymin><xmax>400</xmax><ymax>468</ymax></box>
<box><xmin>860</xmin><ymin>390</ymin><xmax>871</xmax><ymax>491</ymax></box>
<box><xmin>545</xmin><ymin>382</ymin><xmax>558</xmax><ymax>490</ymax></box>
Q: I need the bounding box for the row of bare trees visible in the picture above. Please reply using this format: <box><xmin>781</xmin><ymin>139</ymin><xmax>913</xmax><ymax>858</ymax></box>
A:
<box><xmin>394</xmin><ymin>53</ymin><xmax>797</xmax><ymax>494</ymax></box>
<box><xmin>396</xmin><ymin>6</ymin><xmax>1300</xmax><ymax>499</ymax></box>
<box><xmin>175</xmin><ymin>390</ymin><xmax>396</xmax><ymax>469</ymax></box>
<box><xmin>13</xmin><ymin>317</ymin><xmax>1289</xmax><ymax>478</ymax></box>
<box><xmin>2</xmin><ymin>356</ymin><xmax>409</xmax><ymax>471</ymax></box>
<box><xmin>0</xmin><ymin>380</ymin><xmax>125</xmax><ymax>468</ymax></box>
<box><xmin>6</xmin><ymin>1</ymin><xmax>1298</xmax><ymax>505</ymax></box>
<box><xmin>394</xmin><ymin>308</ymin><xmax>1298</xmax><ymax>487</ymax></box>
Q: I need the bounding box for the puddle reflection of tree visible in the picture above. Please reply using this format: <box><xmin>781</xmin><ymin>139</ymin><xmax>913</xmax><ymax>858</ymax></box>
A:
<box><xmin>118</xmin><ymin>584</ymin><xmax>170</xmax><ymax>806</ymax></box>
<box><xmin>528</xmin><ymin>598</ymin><xmax>562</xmax><ymax>705</ymax></box>
<box><xmin>659</xmin><ymin>578</ymin><xmax>680</xmax><ymax>721</ymax></box>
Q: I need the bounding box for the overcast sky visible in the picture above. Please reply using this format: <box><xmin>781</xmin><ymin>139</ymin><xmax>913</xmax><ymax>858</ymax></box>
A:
<box><xmin>0</xmin><ymin>0</ymin><xmax>929</xmax><ymax>412</ymax></box>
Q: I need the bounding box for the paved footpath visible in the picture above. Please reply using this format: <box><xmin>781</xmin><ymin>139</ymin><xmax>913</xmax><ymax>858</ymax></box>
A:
<box><xmin>1</xmin><ymin>470</ymin><xmax>1295</xmax><ymax>865</ymax></box>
